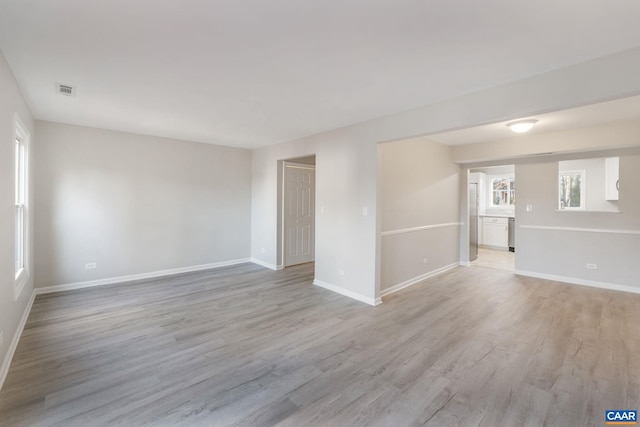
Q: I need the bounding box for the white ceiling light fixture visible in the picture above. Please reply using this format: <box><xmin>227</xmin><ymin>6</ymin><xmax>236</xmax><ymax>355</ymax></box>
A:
<box><xmin>506</xmin><ymin>119</ymin><xmax>538</xmax><ymax>133</ymax></box>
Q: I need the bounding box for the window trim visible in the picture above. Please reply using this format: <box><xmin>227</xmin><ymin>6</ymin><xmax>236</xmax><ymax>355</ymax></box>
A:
<box><xmin>559</xmin><ymin>169</ymin><xmax>586</xmax><ymax>211</ymax></box>
<box><xmin>13</xmin><ymin>113</ymin><xmax>30</xmax><ymax>300</ymax></box>
<box><xmin>489</xmin><ymin>175</ymin><xmax>515</xmax><ymax>207</ymax></box>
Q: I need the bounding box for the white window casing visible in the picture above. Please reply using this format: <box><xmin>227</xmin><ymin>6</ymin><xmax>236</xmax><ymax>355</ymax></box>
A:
<box><xmin>14</xmin><ymin>113</ymin><xmax>29</xmax><ymax>300</ymax></box>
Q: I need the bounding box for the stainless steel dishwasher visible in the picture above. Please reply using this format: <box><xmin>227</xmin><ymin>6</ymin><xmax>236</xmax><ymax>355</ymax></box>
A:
<box><xmin>508</xmin><ymin>217</ymin><xmax>515</xmax><ymax>252</ymax></box>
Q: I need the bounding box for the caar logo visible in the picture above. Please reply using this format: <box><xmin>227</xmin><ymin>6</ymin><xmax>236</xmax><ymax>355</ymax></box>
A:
<box><xmin>606</xmin><ymin>410</ymin><xmax>637</xmax><ymax>425</ymax></box>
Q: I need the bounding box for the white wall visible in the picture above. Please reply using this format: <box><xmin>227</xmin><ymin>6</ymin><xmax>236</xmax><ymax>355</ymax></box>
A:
<box><xmin>252</xmin><ymin>132</ymin><xmax>379</xmax><ymax>304</ymax></box>
<box><xmin>252</xmin><ymin>46</ymin><xmax>640</xmax><ymax>304</ymax></box>
<box><xmin>34</xmin><ymin>121</ymin><xmax>252</xmax><ymax>287</ymax></box>
<box><xmin>515</xmin><ymin>149</ymin><xmax>640</xmax><ymax>288</ymax></box>
<box><xmin>559</xmin><ymin>157</ymin><xmax>619</xmax><ymax>212</ymax></box>
<box><xmin>379</xmin><ymin>137</ymin><xmax>461</xmax><ymax>292</ymax></box>
<box><xmin>0</xmin><ymin>50</ymin><xmax>35</xmax><ymax>386</ymax></box>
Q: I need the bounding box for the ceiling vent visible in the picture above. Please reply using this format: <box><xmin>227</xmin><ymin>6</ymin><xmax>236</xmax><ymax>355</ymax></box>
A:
<box><xmin>56</xmin><ymin>83</ymin><xmax>75</xmax><ymax>96</ymax></box>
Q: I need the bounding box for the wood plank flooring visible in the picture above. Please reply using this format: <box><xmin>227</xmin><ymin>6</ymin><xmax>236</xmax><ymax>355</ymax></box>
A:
<box><xmin>1</xmin><ymin>263</ymin><xmax>639</xmax><ymax>426</ymax></box>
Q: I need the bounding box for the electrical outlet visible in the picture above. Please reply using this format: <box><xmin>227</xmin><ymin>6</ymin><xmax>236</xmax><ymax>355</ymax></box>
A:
<box><xmin>423</xmin><ymin>258</ymin><xmax>429</xmax><ymax>264</ymax></box>
<box><xmin>586</xmin><ymin>264</ymin><xmax>598</xmax><ymax>270</ymax></box>
<box><xmin>337</xmin><ymin>269</ymin><xmax>345</xmax><ymax>276</ymax></box>
<box><xmin>260</xmin><ymin>248</ymin><xmax>266</xmax><ymax>254</ymax></box>
<box><xmin>85</xmin><ymin>262</ymin><xmax>97</xmax><ymax>269</ymax></box>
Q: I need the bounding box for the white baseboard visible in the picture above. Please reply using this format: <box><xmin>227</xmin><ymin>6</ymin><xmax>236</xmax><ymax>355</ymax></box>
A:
<box><xmin>313</xmin><ymin>280</ymin><xmax>381</xmax><ymax>306</ymax></box>
<box><xmin>36</xmin><ymin>258</ymin><xmax>252</xmax><ymax>295</ymax></box>
<box><xmin>1</xmin><ymin>289</ymin><xmax>36</xmax><ymax>391</ymax></box>
<box><xmin>250</xmin><ymin>258</ymin><xmax>283</xmax><ymax>271</ymax></box>
<box><xmin>381</xmin><ymin>263</ymin><xmax>459</xmax><ymax>297</ymax></box>
<box><xmin>514</xmin><ymin>270</ymin><xmax>640</xmax><ymax>295</ymax></box>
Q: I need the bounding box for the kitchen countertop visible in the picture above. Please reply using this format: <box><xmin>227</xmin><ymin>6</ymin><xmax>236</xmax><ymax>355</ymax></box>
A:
<box><xmin>479</xmin><ymin>214</ymin><xmax>515</xmax><ymax>218</ymax></box>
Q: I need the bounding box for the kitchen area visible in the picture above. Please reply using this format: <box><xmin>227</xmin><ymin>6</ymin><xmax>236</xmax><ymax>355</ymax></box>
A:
<box><xmin>468</xmin><ymin>165</ymin><xmax>515</xmax><ymax>271</ymax></box>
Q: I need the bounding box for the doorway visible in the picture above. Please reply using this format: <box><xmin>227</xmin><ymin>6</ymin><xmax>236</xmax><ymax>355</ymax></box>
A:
<box><xmin>281</xmin><ymin>156</ymin><xmax>316</xmax><ymax>267</ymax></box>
<box><xmin>468</xmin><ymin>165</ymin><xmax>515</xmax><ymax>271</ymax></box>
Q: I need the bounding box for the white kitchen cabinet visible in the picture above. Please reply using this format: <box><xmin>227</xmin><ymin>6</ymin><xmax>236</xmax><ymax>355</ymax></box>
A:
<box><xmin>482</xmin><ymin>217</ymin><xmax>508</xmax><ymax>249</ymax></box>
<box><xmin>605</xmin><ymin>157</ymin><xmax>619</xmax><ymax>201</ymax></box>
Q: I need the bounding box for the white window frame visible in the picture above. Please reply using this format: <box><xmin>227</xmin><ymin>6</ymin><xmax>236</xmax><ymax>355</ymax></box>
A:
<box><xmin>14</xmin><ymin>114</ymin><xmax>30</xmax><ymax>300</ymax></box>
<box><xmin>559</xmin><ymin>169</ymin><xmax>586</xmax><ymax>211</ymax></box>
<box><xmin>489</xmin><ymin>175</ymin><xmax>515</xmax><ymax>207</ymax></box>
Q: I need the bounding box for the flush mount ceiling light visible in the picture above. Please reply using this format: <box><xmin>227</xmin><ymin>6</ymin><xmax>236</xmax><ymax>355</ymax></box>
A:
<box><xmin>506</xmin><ymin>119</ymin><xmax>538</xmax><ymax>133</ymax></box>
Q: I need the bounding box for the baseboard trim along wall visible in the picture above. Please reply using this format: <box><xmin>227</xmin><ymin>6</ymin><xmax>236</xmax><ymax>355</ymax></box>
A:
<box><xmin>514</xmin><ymin>270</ymin><xmax>640</xmax><ymax>295</ymax></box>
<box><xmin>313</xmin><ymin>280</ymin><xmax>382</xmax><ymax>306</ymax></box>
<box><xmin>381</xmin><ymin>263</ymin><xmax>459</xmax><ymax>297</ymax></box>
<box><xmin>250</xmin><ymin>258</ymin><xmax>284</xmax><ymax>271</ymax></box>
<box><xmin>37</xmin><ymin>258</ymin><xmax>252</xmax><ymax>295</ymax></box>
<box><xmin>0</xmin><ymin>290</ymin><xmax>36</xmax><ymax>391</ymax></box>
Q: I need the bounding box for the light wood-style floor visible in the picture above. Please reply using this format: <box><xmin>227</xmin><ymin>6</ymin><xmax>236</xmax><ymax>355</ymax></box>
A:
<box><xmin>471</xmin><ymin>248</ymin><xmax>515</xmax><ymax>271</ymax></box>
<box><xmin>1</xmin><ymin>263</ymin><xmax>639</xmax><ymax>426</ymax></box>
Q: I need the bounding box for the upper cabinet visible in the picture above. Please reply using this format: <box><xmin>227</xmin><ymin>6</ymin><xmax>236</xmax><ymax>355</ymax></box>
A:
<box><xmin>605</xmin><ymin>157</ymin><xmax>619</xmax><ymax>201</ymax></box>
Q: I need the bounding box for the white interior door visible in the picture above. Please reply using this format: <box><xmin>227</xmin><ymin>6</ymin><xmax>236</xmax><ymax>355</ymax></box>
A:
<box><xmin>284</xmin><ymin>162</ymin><xmax>315</xmax><ymax>267</ymax></box>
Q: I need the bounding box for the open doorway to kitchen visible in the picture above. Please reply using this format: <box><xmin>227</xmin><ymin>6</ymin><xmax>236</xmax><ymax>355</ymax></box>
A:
<box><xmin>468</xmin><ymin>165</ymin><xmax>515</xmax><ymax>271</ymax></box>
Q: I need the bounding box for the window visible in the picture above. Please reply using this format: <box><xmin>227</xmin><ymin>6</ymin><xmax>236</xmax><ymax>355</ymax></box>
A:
<box><xmin>559</xmin><ymin>170</ymin><xmax>585</xmax><ymax>210</ymax></box>
<box><xmin>14</xmin><ymin>114</ymin><xmax>29</xmax><ymax>299</ymax></box>
<box><xmin>491</xmin><ymin>177</ymin><xmax>515</xmax><ymax>206</ymax></box>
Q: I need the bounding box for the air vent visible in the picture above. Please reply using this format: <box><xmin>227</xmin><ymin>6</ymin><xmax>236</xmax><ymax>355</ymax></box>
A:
<box><xmin>56</xmin><ymin>83</ymin><xmax>75</xmax><ymax>96</ymax></box>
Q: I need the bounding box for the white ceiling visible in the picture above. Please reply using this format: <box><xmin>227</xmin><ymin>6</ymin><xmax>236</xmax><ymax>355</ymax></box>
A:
<box><xmin>428</xmin><ymin>95</ymin><xmax>640</xmax><ymax>146</ymax></box>
<box><xmin>2</xmin><ymin>0</ymin><xmax>640</xmax><ymax>149</ymax></box>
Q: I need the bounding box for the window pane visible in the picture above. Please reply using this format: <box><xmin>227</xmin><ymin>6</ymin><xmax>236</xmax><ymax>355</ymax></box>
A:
<box><xmin>493</xmin><ymin>179</ymin><xmax>508</xmax><ymax>191</ymax></box>
<box><xmin>15</xmin><ymin>205</ymin><xmax>24</xmax><ymax>273</ymax></box>
<box><xmin>15</xmin><ymin>140</ymin><xmax>20</xmax><ymax>204</ymax></box>
<box><xmin>14</xmin><ymin>136</ymin><xmax>27</xmax><ymax>275</ymax></box>
<box><xmin>559</xmin><ymin>173</ymin><xmax>582</xmax><ymax>209</ymax></box>
<box><xmin>492</xmin><ymin>178</ymin><xmax>513</xmax><ymax>206</ymax></box>
<box><xmin>13</xmin><ymin>117</ymin><xmax>29</xmax><ymax>298</ymax></box>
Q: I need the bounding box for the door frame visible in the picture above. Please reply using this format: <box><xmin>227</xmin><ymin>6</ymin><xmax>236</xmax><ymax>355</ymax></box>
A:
<box><xmin>469</xmin><ymin>182</ymin><xmax>478</xmax><ymax>262</ymax></box>
<box><xmin>276</xmin><ymin>155</ymin><xmax>316</xmax><ymax>269</ymax></box>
